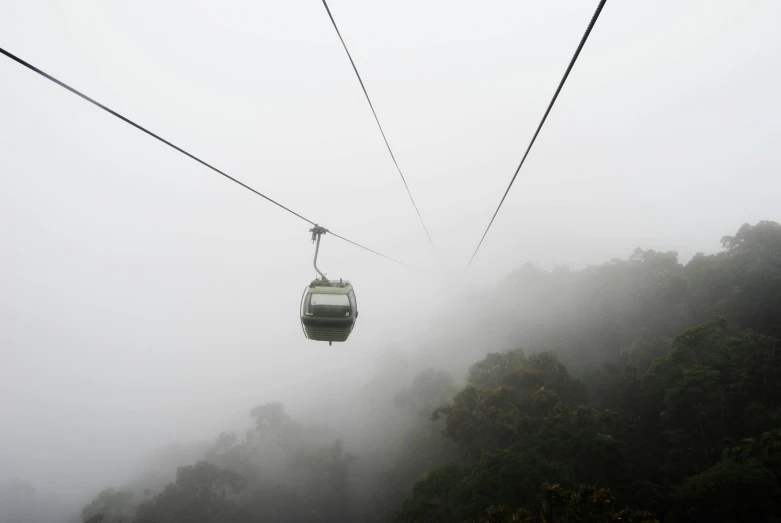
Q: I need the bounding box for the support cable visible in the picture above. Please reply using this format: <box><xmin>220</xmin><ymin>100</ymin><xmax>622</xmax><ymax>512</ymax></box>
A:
<box><xmin>0</xmin><ymin>46</ymin><xmax>422</xmax><ymax>271</ymax></box>
<box><xmin>466</xmin><ymin>0</ymin><xmax>607</xmax><ymax>268</ymax></box>
<box><xmin>321</xmin><ymin>0</ymin><xmax>436</xmax><ymax>248</ymax></box>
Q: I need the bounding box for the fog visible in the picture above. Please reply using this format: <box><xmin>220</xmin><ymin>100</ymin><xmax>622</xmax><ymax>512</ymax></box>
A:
<box><xmin>1</xmin><ymin>0</ymin><xmax>780</xmax><ymax>521</ymax></box>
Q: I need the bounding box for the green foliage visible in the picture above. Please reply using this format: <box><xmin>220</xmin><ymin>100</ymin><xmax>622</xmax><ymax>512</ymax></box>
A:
<box><xmin>539</xmin><ymin>483</ymin><xmax>659</xmax><ymax>523</ymax></box>
<box><xmin>76</xmin><ymin>221</ymin><xmax>781</xmax><ymax>523</ymax></box>
<box><xmin>467</xmin><ymin>350</ymin><xmax>529</xmax><ymax>389</ymax></box>
<box><xmin>81</xmin><ymin>488</ymin><xmax>135</xmax><ymax>523</ymax></box>
<box><xmin>401</xmin><ymin>309</ymin><xmax>781</xmax><ymax>521</ymax></box>
<box><xmin>134</xmin><ymin>461</ymin><xmax>246</xmax><ymax>523</ymax></box>
<box><xmin>721</xmin><ymin>220</ymin><xmax>781</xmax><ymax>267</ymax></box>
<box><xmin>671</xmin><ymin>459</ymin><xmax>780</xmax><ymax>523</ymax></box>
<box><xmin>401</xmin><ymin>349</ymin><xmax>634</xmax><ymax>521</ymax></box>
<box><xmin>397</xmin><ymin>482</ymin><xmax>659</xmax><ymax>523</ymax></box>
<box><xmin>432</xmin><ymin>350</ymin><xmax>589</xmax><ymax>455</ymax></box>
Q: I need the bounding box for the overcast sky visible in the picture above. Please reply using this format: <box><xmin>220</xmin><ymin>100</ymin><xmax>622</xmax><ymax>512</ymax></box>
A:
<box><xmin>2</xmin><ymin>0</ymin><xmax>780</xmax><ymax>507</ymax></box>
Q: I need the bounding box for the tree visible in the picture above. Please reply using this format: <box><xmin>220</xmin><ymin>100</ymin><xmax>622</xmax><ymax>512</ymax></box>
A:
<box><xmin>720</xmin><ymin>221</ymin><xmax>781</xmax><ymax>268</ymax></box>
<box><xmin>81</xmin><ymin>488</ymin><xmax>135</xmax><ymax>522</ymax></box>
<box><xmin>134</xmin><ymin>461</ymin><xmax>246</xmax><ymax>523</ymax></box>
<box><xmin>432</xmin><ymin>350</ymin><xmax>587</xmax><ymax>455</ymax></box>
<box><xmin>671</xmin><ymin>458</ymin><xmax>780</xmax><ymax>522</ymax></box>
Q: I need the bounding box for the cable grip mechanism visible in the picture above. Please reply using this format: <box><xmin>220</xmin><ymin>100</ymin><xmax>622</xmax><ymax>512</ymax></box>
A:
<box><xmin>309</xmin><ymin>226</ymin><xmax>328</xmax><ymax>281</ymax></box>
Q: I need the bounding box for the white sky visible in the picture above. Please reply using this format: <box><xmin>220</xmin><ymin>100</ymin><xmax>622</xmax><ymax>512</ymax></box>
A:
<box><xmin>1</xmin><ymin>0</ymin><xmax>780</xmax><ymax>506</ymax></box>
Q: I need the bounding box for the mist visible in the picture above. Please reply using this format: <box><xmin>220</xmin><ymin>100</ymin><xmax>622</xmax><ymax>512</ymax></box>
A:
<box><xmin>2</xmin><ymin>1</ymin><xmax>780</xmax><ymax>522</ymax></box>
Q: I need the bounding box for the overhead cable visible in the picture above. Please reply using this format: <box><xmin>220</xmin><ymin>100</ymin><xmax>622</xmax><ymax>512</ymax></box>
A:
<box><xmin>466</xmin><ymin>0</ymin><xmax>607</xmax><ymax>268</ymax></box>
<box><xmin>321</xmin><ymin>0</ymin><xmax>436</xmax><ymax>249</ymax></box>
<box><xmin>0</xmin><ymin>46</ymin><xmax>422</xmax><ymax>271</ymax></box>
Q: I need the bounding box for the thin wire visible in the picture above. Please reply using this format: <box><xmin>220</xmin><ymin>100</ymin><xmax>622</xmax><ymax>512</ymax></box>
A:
<box><xmin>0</xmin><ymin>46</ymin><xmax>423</xmax><ymax>271</ymax></box>
<box><xmin>0</xmin><ymin>47</ymin><xmax>316</xmax><ymax>226</ymax></box>
<box><xmin>321</xmin><ymin>0</ymin><xmax>436</xmax><ymax>249</ymax></box>
<box><xmin>329</xmin><ymin>230</ymin><xmax>422</xmax><ymax>271</ymax></box>
<box><xmin>466</xmin><ymin>0</ymin><xmax>607</xmax><ymax>268</ymax></box>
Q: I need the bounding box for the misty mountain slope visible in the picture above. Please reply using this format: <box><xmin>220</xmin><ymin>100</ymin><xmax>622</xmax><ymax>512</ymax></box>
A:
<box><xmin>65</xmin><ymin>220</ymin><xmax>781</xmax><ymax>523</ymax></box>
<box><xmin>419</xmin><ymin>220</ymin><xmax>781</xmax><ymax>378</ymax></box>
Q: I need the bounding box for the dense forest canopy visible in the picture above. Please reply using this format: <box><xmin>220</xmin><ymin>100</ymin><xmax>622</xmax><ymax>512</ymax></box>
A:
<box><xmin>14</xmin><ymin>220</ymin><xmax>780</xmax><ymax>523</ymax></box>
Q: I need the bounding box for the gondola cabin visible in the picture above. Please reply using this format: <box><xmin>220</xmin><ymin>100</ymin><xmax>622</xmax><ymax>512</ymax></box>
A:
<box><xmin>300</xmin><ymin>279</ymin><xmax>357</xmax><ymax>344</ymax></box>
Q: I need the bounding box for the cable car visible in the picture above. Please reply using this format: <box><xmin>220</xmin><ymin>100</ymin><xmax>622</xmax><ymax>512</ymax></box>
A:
<box><xmin>300</xmin><ymin>279</ymin><xmax>357</xmax><ymax>344</ymax></box>
<box><xmin>300</xmin><ymin>226</ymin><xmax>358</xmax><ymax>345</ymax></box>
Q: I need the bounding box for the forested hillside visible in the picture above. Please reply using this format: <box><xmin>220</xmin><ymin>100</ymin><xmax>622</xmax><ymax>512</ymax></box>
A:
<box><xmin>78</xmin><ymin>221</ymin><xmax>781</xmax><ymax>522</ymax></box>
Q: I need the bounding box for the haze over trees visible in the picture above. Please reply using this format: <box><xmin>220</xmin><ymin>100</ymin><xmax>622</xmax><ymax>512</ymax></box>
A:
<box><xmin>43</xmin><ymin>220</ymin><xmax>777</xmax><ymax>522</ymax></box>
